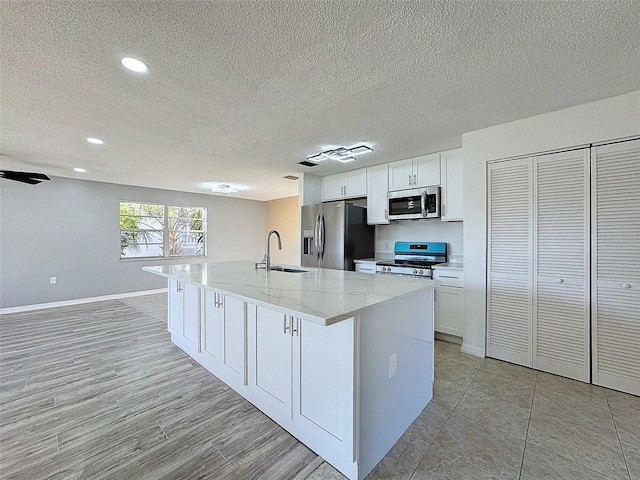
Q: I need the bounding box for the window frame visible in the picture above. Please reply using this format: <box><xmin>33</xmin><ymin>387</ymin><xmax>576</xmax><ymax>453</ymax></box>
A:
<box><xmin>119</xmin><ymin>201</ymin><xmax>207</xmax><ymax>261</ymax></box>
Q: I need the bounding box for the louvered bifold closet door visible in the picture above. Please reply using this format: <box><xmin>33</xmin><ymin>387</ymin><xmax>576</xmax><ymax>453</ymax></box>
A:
<box><xmin>487</xmin><ymin>159</ymin><xmax>533</xmax><ymax>367</ymax></box>
<box><xmin>592</xmin><ymin>138</ymin><xmax>640</xmax><ymax>396</ymax></box>
<box><xmin>534</xmin><ymin>150</ymin><xmax>590</xmax><ymax>382</ymax></box>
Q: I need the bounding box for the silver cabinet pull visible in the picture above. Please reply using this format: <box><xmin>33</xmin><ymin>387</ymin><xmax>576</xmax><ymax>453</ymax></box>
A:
<box><xmin>385</xmin><ymin>209</ymin><xmax>388</xmax><ymax>219</ymax></box>
<box><xmin>413</xmin><ymin>174</ymin><xmax>416</xmax><ymax>186</ymax></box>
<box><xmin>176</xmin><ymin>281</ymin><xmax>182</xmax><ymax>292</ymax></box>
<box><xmin>408</xmin><ymin>174</ymin><xmax>412</xmax><ymax>186</ymax></box>
<box><xmin>284</xmin><ymin>316</ymin><xmax>291</xmax><ymax>334</ymax></box>
<box><xmin>622</xmin><ymin>283</ymin><xmax>631</xmax><ymax>289</ymax></box>
<box><xmin>557</xmin><ymin>278</ymin><xmax>564</xmax><ymax>284</ymax></box>
<box><xmin>292</xmin><ymin>318</ymin><xmax>298</xmax><ymax>336</ymax></box>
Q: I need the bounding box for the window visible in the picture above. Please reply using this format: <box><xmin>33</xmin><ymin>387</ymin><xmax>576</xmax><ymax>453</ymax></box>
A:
<box><xmin>119</xmin><ymin>202</ymin><xmax>206</xmax><ymax>259</ymax></box>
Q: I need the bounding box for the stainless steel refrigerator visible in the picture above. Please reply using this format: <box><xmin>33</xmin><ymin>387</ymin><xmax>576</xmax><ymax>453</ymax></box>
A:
<box><xmin>301</xmin><ymin>201</ymin><xmax>375</xmax><ymax>271</ymax></box>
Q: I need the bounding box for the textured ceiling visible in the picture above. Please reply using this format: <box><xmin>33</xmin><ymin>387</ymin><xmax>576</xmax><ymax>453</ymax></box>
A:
<box><xmin>2</xmin><ymin>1</ymin><xmax>640</xmax><ymax>201</ymax></box>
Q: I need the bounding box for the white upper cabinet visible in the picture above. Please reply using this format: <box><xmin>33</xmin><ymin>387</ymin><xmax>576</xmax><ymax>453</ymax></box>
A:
<box><xmin>322</xmin><ymin>168</ymin><xmax>367</xmax><ymax>201</ymax></box>
<box><xmin>440</xmin><ymin>149</ymin><xmax>464</xmax><ymax>221</ymax></box>
<box><xmin>388</xmin><ymin>153</ymin><xmax>440</xmax><ymax>191</ymax></box>
<box><xmin>366</xmin><ymin>164</ymin><xmax>389</xmax><ymax>225</ymax></box>
<box><xmin>387</xmin><ymin>159</ymin><xmax>414</xmax><ymax>191</ymax></box>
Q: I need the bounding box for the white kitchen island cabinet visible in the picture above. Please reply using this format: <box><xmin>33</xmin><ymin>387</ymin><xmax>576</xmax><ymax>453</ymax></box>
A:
<box><xmin>168</xmin><ymin>279</ymin><xmax>200</xmax><ymax>356</ymax></box>
<box><xmin>144</xmin><ymin>261</ymin><xmax>435</xmax><ymax>480</ymax></box>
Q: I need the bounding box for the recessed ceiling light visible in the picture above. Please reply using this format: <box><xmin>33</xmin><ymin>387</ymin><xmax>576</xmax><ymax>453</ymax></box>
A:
<box><xmin>86</xmin><ymin>137</ymin><xmax>104</xmax><ymax>145</ymax></box>
<box><xmin>74</xmin><ymin>167</ymin><xmax>87</xmax><ymax>173</ymax></box>
<box><xmin>121</xmin><ymin>57</ymin><xmax>149</xmax><ymax>73</ymax></box>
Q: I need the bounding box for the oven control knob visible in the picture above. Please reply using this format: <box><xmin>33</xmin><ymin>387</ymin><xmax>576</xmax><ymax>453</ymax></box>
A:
<box><xmin>418</xmin><ymin>269</ymin><xmax>424</xmax><ymax>275</ymax></box>
<box><xmin>412</xmin><ymin>269</ymin><xmax>417</xmax><ymax>274</ymax></box>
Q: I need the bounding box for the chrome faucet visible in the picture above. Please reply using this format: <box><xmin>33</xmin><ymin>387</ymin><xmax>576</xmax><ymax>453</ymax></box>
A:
<box><xmin>256</xmin><ymin>230</ymin><xmax>282</xmax><ymax>271</ymax></box>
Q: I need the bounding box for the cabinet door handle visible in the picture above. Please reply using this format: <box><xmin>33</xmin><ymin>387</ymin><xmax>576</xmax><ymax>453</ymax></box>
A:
<box><xmin>413</xmin><ymin>174</ymin><xmax>416</xmax><ymax>186</ymax></box>
<box><xmin>557</xmin><ymin>278</ymin><xmax>564</xmax><ymax>284</ymax></box>
<box><xmin>622</xmin><ymin>283</ymin><xmax>631</xmax><ymax>289</ymax></box>
<box><xmin>284</xmin><ymin>316</ymin><xmax>291</xmax><ymax>334</ymax></box>
<box><xmin>408</xmin><ymin>174</ymin><xmax>412</xmax><ymax>187</ymax></box>
<box><xmin>176</xmin><ymin>281</ymin><xmax>182</xmax><ymax>293</ymax></box>
<box><xmin>292</xmin><ymin>318</ymin><xmax>298</xmax><ymax>336</ymax></box>
<box><xmin>384</xmin><ymin>209</ymin><xmax>388</xmax><ymax>220</ymax></box>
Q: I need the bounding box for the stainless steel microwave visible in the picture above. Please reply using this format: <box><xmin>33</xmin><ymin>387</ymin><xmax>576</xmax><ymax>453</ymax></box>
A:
<box><xmin>387</xmin><ymin>186</ymin><xmax>440</xmax><ymax>220</ymax></box>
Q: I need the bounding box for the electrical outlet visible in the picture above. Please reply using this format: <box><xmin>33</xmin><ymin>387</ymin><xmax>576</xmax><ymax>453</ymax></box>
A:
<box><xmin>49</xmin><ymin>276</ymin><xmax>57</xmax><ymax>284</ymax></box>
<box><xmin>389</xmin><ymin>353</ymin><xmax>397</xmax><ymax>379</ymax></box>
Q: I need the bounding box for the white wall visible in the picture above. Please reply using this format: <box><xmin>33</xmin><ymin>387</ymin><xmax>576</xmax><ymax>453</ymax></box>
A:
<box><xmin>0</xmin><ymin>176</ymin><xmax>265</xmax><ymax>308</ymax></box>
<box><xmin>461</xmin><ymin>90</ymin><xmax>640</xmax><ymax>357</ymax></box>
<box><xmin>375</xmin><ymin>221</ymin><xmax>463</xmax><ymax>259</ymax></box>
<box><xmin>265</xmin><ymin>196</ymin><xmax>300</xmax><ymax>266</ymax></box>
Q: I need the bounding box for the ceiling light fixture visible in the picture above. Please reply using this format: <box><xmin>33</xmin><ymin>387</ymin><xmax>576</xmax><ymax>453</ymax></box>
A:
<box><xmin>306</xmin><ymin>145</ymin><xmax>373</xmax><ymax>164</ymax></box>
<box><xmin>73</xmin><ymin>167</ymin><xmax>87</xmax><ymax>173</ymax></box>
<box><xmin>121</xmin><ymin>57</ymin><xmax>149</xmax><ymax>73</ymax></box>
<box><xmin>86</xmin><ymin>137</ymin><xmax>104</xmax><ymax>145</ymax></box>
<box><xmin>211</xmin><ymin>184</ymin><xmax>238</xmax><ymax>194</ymax></box>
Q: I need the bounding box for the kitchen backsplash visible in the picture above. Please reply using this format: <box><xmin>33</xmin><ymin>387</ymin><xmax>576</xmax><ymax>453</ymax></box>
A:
<box><xmin>375</xmin><ymin>220</ymin><xmax>463</xmax><ymax>257</ymax></box>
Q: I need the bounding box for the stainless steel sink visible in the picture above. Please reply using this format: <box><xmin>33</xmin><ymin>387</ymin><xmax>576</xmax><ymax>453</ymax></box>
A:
<box><xmin>269</xmin><ymin>266</ymin><xmax>309</xmax><ymax>273</ymax></box>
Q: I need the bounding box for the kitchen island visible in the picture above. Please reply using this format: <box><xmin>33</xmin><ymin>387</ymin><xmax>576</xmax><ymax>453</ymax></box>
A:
<box><xmin>143</xmin><ymin>261</ymin><xmax>435</xmax><ymax>480</ymax></box>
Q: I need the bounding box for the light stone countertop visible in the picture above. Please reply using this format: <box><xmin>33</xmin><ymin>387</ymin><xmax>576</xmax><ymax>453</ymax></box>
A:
<box><xmin>432</xmin><ymin>262</ymin><xmax>464</xmax><ymax>271</ymax></box>
<box><xmin>353</xmin><ymin>258</ymin><xmax>378</xmax><ymax>263</ymax></box>
<box><xmin>144</xmin><ymin>261</ymin><xmax>435</xmax><ymax>326</ymax></box>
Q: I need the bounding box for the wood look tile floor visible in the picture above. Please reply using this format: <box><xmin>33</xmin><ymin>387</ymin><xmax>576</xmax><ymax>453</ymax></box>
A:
<box><xmin>1</xmin><ymin>294</ymin><xmax>639</xmax><ymax>479</ymax></box>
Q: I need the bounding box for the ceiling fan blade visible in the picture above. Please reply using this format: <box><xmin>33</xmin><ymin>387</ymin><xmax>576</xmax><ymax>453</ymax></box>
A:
<box><xmin>0</xmin><ymin>170</ymin><xmax>51</xmax><ymax>184</ymax></box>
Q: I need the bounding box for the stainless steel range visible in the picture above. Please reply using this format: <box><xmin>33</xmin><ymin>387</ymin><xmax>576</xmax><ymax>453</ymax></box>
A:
<box><xmin>376</xmin><ymin>242</ymin><xmax>447</xmax><ymax>278</ymax></box>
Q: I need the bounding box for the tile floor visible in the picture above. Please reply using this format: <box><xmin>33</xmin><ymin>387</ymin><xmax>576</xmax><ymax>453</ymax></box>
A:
<box><xmin>1</xmin><ymin>294</ymin><xmax>638</xmax><ymax>479</ymax></box>
<box><xmin>320</xmin><ymin>340</ymin><xmax>639</xmax><ymax>480</ymax></box>
<box><xmin>114</xmin><ymin>295</ymin><xmax>640</xmax><ymax>480</ymax></box>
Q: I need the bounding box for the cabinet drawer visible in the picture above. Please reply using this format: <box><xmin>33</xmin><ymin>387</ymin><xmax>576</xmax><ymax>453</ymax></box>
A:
<box><xmin>433</xmin><ymin>270</ymin><xmax>463</xmax><ymax>287</ymax></box>
<box><xmin>355</xmin><ymin>261</ymin><xmax>377</xmax><ymax>274</ymax></box>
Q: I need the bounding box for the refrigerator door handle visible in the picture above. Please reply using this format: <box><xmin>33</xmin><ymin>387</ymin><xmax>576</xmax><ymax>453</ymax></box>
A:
<box><xmin>314</xmin><ymin>215</ymin><xmax>321</xmax><ymax>260</ymax></box>
<box><xmin>321</xmin><ymin>214</ymin><xmax>326</xmax><ymax>260</ymax></box>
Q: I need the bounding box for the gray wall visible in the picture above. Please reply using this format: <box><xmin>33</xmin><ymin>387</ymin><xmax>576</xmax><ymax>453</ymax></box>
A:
<box><xmin>0</xmin><ymin>176</ymin><xmax>265</xmax><ymax>308</ymax></box>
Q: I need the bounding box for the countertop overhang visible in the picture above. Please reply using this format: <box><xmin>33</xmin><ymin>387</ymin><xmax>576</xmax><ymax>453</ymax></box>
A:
<box><xmin>144</xmin><ymin>261</ymin><xmax>435</xmax><ymax>326</ymax></box>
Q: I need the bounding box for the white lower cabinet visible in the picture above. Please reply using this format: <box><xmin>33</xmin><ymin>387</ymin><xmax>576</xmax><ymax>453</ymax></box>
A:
<box><xmin>168</xmin><ymin>279</ymin><xmax>200</xmax><ymax>355</ymax></box>
<box><xmin>247</xmin><ymin>304</ymin><xmax>355</xmax><ymax>460</ymax></box>
<box><xmin>433</xmin><ymin>269</ymin><xmax>464</xmax><ymax>337</ymax></box>
<box><xmin>247</xmin><ymin>306</ymin><xmax>293</xmax><ymax>419</ymax></box>
<box><xmin>293</xmin><ymin>316</ymin><xmax>355</xmax><ymax>459</ymax></box>
<box><xmin>355</xmin><ymin>260</ymin><xmax>377</xmax><ymax>274</ymax></box>
<box><xmin>165</xmin><ymin>279</ymin><xmax>432</xmax><ymax>480</ymax></box>
<box><xmin>200</xmin><ymin>289</ymin><xmax>246</xmax><ymax>389</ymax></box>
<box><xmin>435</xmin><ymin>286</ymin><xmax>464</xmax><ymax>337</ymax></box>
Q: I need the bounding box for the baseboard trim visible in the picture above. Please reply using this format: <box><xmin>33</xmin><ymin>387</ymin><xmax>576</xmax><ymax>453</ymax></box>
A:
<box><xmin>435</xmin><ymin>332</ymin><xmax>463</xmax><ymax>345</ymax></box>
<box><xmin>461</xmin><ymin>343</ymin><xmax>485</xmax><ymax>358</ymax></box>
<box><xmin>0</xmin><ymin>289</ymin><xmax>168</xmax><ymax>315</ymax></box>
